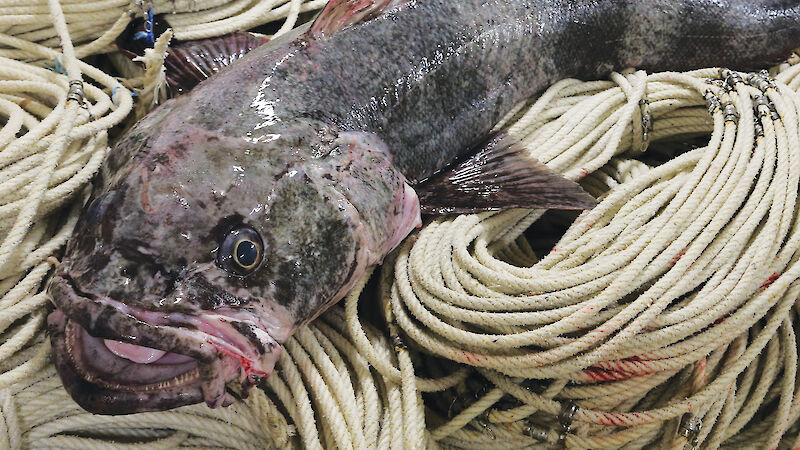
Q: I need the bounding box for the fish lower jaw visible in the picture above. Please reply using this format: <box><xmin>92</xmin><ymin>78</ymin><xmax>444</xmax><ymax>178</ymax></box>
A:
<box><xmin>59</xmin><ymin>311</ymin><xmax>276</xmax><ymax>411</ymax></box>
<box><xmin>47</xmin><ymin>274</ymin><xmax>283</xmax><ymax>413</ymax></box>
<box><xmin>91</xmin><ymin>294</ymin><xmax>282</xmax><ymax>377</ymax></box>
<box><xmin>71</xmin><ymin>365</ymin><xmax>201</xmax><ymax>393</ymax></box>
<box><xmin>64</xmin><ymin>319</ymin><xmax>202</xmax><ymax>393</ymax></box>
<box><xmin>58</xmin><ymin>313</ymin><xmax>243</xmax><ymax>412</ymax></box>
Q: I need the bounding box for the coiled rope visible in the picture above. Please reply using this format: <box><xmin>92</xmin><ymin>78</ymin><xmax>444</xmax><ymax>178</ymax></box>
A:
<box><xmin>0</xmin><ymin>0</ymin><xmax>326</xmax><ymax>60</ymax></box>
<box><xmin>379</xmin><ymin>65</ymin><xmax>800</xmax><ymax>449</ymax></box>
<box><xmin>3</xmin><ymin>1</ymin><xmax>800</xmax><ymax>448</ymax></box>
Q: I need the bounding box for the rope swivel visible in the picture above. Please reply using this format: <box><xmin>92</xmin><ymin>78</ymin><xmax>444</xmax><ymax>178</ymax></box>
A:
<box><xmin>557</xmin><ymin>401</ymin><xmax>578</xmax><ymax>446</ymax></box>
<box><xmin>678</xmin><ymin>413</ymin><xmax>702</xmax><ymax>449</ymax></box>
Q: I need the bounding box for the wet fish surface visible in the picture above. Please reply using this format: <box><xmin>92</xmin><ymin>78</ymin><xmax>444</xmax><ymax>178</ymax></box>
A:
<box><xmin>47</xmin><ymin>0</ymin><xmax>800</xmax><ymax>414</ymax></box>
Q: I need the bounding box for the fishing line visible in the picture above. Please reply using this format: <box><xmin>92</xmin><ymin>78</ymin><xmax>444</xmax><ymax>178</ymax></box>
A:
<box><xmin>2</xmin><ymin>2</ymin><xmax>800</xmax><ymax>449</ymax></box>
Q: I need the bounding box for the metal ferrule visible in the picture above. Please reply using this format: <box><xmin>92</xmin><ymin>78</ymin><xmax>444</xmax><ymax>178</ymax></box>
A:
<box><xmin>678</xmin><ymin>413</ymin><xmax>702</xmax><ymax>448</ymax></box>
<box><xmin>722</xmin><ymin>69</ymin><xmax>744</xmax><ymax>89</ymax></box>
<box><xmin>705</xmin><ymin>91</ymin><xmax>721</xmax><ymax>115</ymax></box>
<box><xmin>747</xmin><ymin>71</ymin><xmax>777</xmax><ymax>92</ymax></box>
<box><xmin>66</xmin><ymin>80</ymin><xmax>84</xmax><ymax>104</ymax></box>
<box><xmin>720</xmin><ymin>101</ymin><xmax>739</xmax><ymax>123</ymax></box>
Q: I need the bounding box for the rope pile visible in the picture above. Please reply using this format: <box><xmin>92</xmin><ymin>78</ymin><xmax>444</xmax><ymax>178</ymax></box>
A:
<box><xmin>0</xmin><ymin>0</ymin><xmax>326</xmax><ymax>60</ymax></box>
<box><xmin>378</xmin><ymin>66</ymin><xmax>800</xmax><ymax>448</ymax></box>
<box><xmin>2</xmin><ymin>1</ymin><xmax>800</xmax><ymax>448</ymax></box>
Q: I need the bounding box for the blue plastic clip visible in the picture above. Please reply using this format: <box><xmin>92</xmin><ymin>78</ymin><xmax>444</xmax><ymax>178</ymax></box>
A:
<box><xmin>46</xmin><ymin>57</ymin><xmax>66</xmax><ymax>75</ymax></box>
<box><xmin>133</xmin><ymin>7</ymin><xmax>155</xmax><ymax>44</ymax></box>
<box><xmin>111</xmin><ymin>86</ymin><xmax>138</xmax><ymax>107</ymax></box>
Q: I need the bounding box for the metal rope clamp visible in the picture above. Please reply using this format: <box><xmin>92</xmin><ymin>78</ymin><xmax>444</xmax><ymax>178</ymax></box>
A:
<box><xmin>755</xmin><ymin>94</ymin><xmax>781</xmax><ymax>121</ymax></box>
<box><xmin>66</xmin><ymin>80</ymin><xmax>85</xmax><ymax>104</ymax></box>
<box><xmin>678</xmin><ymin>413</ymin><xmax>702</xmax><ymax>449</ymax></box>
<box><xmin>391</xmin><ymin>333</ymin><xmax>407</xmax><ymax>351</ymax></box>
<box><xmin>704</xmin><ymin>90</ymin><xmax>721</xmax><ymax>115</ymax></box>
<box><xmin>557</xmin><ymin>401</ymin><xmax>578</xmax><ymax>446</ymax></box>
<box><xmin>754</xmin><ymin>115</ymin><xmax>765</xmax><ymax>139</ymax></box>
<box><xmin>754</xmin><ymin>95</ymin><xmax>772</xmax><ymax>139</ymax></box>
<box><xmin>720</xmin><ymin>100</ymin><xmax>739</xmax><ymax>124</ymax></box>
<box><xmin>522</xmin><ymin>423</ymin><xmax>549</xmax><ymax>442</ymax></box>
<box><xmin>748</xmin><ymin>70</ymin><xmax>777</xmax><ymax>93</ymax></box>
<box><xmin>67</xmin><ymin>79</ymin><xmax>96</xmax><ymax>120</ymax></box>
<box><xmin>631</xmin><ymin>97</ymin><xmax>653</xmax><ymax>154</ymax></box>
<box><xmin>707</xmin><ymin>78</ymin><xmax>727</xmax><ymax>90</ymax></box>
<box><xmin>754</xmin><ymin>95</ymin><xmax>772</xmax><ymax>116</ymax></box>
<box><xmin>768</xmin><ymin>100</ymin><xmax>781</xmax><ymax>121</ymax></box>
<box><xmin>721</xmin><ymin>68</ymin><xmax>744</xmax><ymax>91</ymax></box>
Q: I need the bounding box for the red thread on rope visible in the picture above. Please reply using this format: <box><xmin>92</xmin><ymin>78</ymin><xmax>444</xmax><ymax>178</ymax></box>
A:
<box><xmin>670</xmin><ymin>247</ymin><xmax>688</xmax><ymax>266</ymax></box>
<box><xmin>760</xmin><ymin>272</ymin><xmax>780</xmax><ymax>290</ymax></box>
<box><xmin>583</xmin><ymin>367</ymin><xmax>636</xmax><ymax>382</ymax></box>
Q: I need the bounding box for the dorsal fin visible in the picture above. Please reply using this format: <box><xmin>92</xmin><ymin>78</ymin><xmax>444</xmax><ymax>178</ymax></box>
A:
<box><xmin>416</xmin><ymin>133</ymin><xmax>597</xmax><ymax>214</ymax></box>
<box><xmin>309</xmin><ymin>0</ymin><xmax>409</xmax><ymax>37</ymax></box>
<box><xmin>164</xmin><ymin>32</ymin><xmax>268</xmax><ymax>95</ymax></box>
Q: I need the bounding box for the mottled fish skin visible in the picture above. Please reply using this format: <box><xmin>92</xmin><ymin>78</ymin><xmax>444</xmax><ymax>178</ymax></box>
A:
<box><xmin>120</xmin><ymin>0</ymin><xmax>800</xmax><ymax>322</ymax></box>
<box><xmin>48</xmin><ymin>0</ymin><xmax>800</xmax><ymax>414</ymax></box>
<box><xmin>211</xmin><ymin>0</ymin><xmax>800</xmax><ymax>184</ymax></box>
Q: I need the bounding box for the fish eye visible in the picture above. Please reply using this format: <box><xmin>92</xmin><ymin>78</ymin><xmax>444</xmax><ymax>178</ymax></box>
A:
<box><xmin>216</xmin><ymin>225</ymin><xmax>264</xmax><ymax>276</ymax></box>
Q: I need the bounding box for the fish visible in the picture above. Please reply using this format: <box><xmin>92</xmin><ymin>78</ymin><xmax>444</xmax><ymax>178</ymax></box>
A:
<box><xmin>46</xmin><ymin>0</ymin><xmax>800</xmax><ymax>414</ymax></box>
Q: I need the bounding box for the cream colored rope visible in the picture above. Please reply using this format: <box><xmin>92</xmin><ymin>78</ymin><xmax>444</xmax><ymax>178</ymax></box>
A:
<box><xmin>377</xmin><ymin>66</ymin><xmax>800</xmax><ymax>449</ymax></box>
<box><xmin>3</xmin><ymin>1</ymin><xmax>800</xmax><ymax>448</ymax></box>
<box><xmin>0</xmin><ymin>0</ymin><xmax>326</xmax><ymax>60</ymax></box>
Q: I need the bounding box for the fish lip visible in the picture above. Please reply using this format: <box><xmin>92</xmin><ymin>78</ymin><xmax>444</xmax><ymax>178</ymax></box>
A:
<box><xmin>47</xmin><ymin>270</ymin><xmax>281</xmax><ymax>413</ymax></box>
<box><xmin>48</xmin><ymin>309</ymin><xmax>205</xmax><ymax>414</ymax></box>
<box><xmin>47</xmin><ymin>271</ymin><xmax>213</xmax><ymax>363</ymax></box>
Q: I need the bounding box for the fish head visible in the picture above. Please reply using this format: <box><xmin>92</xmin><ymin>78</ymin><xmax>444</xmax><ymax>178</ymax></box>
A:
<box><xmin>47</xmin><ymin>98</ymin><xmax>421</xmax><ymax>414</ymax></box>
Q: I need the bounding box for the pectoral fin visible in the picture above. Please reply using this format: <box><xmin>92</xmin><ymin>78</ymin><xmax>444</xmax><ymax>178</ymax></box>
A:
<box><xmin>117</xmin><ymin>13</ymin><xmax>267</xmax><ymax>96</ymax></box>
<box><xmin>415</xmin><ymin>134</ymin><xmax>596</xmax><ymax>215</ymax></box>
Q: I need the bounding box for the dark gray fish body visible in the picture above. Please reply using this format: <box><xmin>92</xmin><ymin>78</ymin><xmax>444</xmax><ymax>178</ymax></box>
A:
<box><xmin>228</xmin><ymin>0</ymin><xmax>800</xmax><ymax>183</ymax></box>
<box><xmin>46</xmin><ymin>0</ymin><xmax>800</xmax><ymax>414</ymax></box>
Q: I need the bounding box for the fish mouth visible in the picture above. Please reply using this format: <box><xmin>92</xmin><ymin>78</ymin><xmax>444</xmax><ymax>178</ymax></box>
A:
<box><xmin>48</xmin><ymin>310</ymin><xmax>205</xmax><ymax>414</ymax></box>
<box><xmin>46</xmin><ymin>271</ymin><xmax>282</xmax><ymax>415</ymax></box>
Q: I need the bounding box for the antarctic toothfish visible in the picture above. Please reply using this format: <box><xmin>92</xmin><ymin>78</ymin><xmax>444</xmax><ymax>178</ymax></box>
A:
<box><xmin>47</xmin><ymin>0</ymin><xmax>800</xmax><ymax>414</ymax></box>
